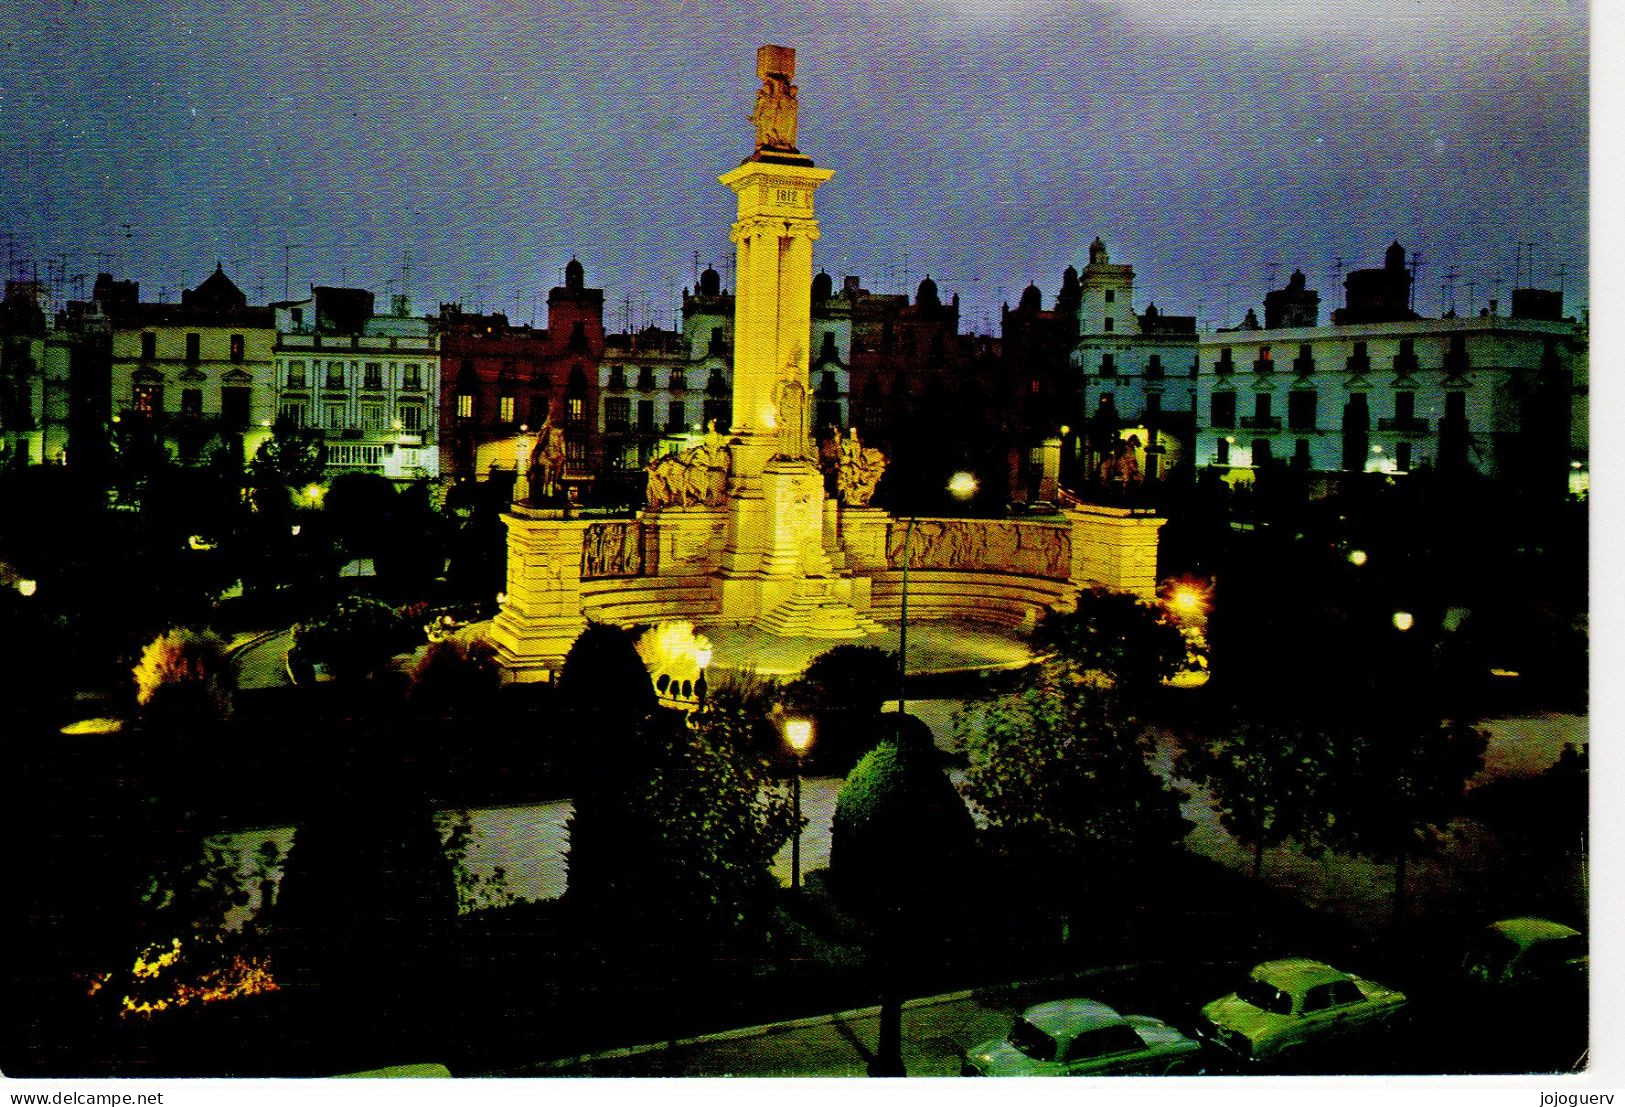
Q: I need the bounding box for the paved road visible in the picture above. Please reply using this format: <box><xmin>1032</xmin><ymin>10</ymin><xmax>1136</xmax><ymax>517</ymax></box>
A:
<box><xmin>234</xmin><ymin>628</ymin><xmax>295</xmax><ymax>689</ymax></box>
<box><xmin>499</xmin><ymin>981</ymin><xmax>1066</xmax><ymax>1077</ymax></box>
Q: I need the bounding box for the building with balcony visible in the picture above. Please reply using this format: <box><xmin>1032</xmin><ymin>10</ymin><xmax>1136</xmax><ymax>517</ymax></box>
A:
<box><xmin>273</xmin><ymin>286</ymin><xmax>438</xmax><ymax>482</ymax></box>
<box><xmin>1070</xmin><ymin>238</ymin><xmax>1200</xmax><ymax>487</ymax></box>
<box><xmin>105</xmin><ymin>265</ymin><xmax>277</xmax><ymax>465</ymax></box>
<box><xmin>1195</xmin><ymin>257</ymin><xmax>1582</xmax><ymax>500</ymax></box>
<box><xmin>438</xmin><ymin>257</ymin><xmax>604</xmax><ymax>492</ymax></box>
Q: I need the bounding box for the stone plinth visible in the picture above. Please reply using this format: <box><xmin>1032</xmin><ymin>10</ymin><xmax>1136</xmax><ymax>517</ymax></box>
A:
<box><xmin>836</xmin><ymin>505</ymin><xmax>891</xmax><ymax>573</ymax></box>
<box><xmin>1064</xmin><ymin>503</ymin><xmax>1165</xmax><ymax>600</ymax></box>
<box><xmin>488</xmin><ymin>506</ymin><xmax>595</xmax><ymax>682</ymax></box>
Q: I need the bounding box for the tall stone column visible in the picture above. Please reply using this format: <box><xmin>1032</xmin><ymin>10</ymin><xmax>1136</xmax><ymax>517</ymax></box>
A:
<box><xmin>713</xmin><ymin>46</ymin><xmax>862</xmax><ymax>631</ymax></box>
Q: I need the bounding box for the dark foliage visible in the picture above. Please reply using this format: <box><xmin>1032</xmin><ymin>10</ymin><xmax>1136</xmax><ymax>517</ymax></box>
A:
<box><xmin>782</xmin><ymin>644</ymin><xmax>898</xmax><ymax>772</ymax></box>
<box><xmin>830</xmin><ymin>723</ymin><xmax>976</xmax><ymax>915</ymax></box>
<box><xmin>1036</xmin><ymin>587</ymin><xmax>1189</xmax><ymax>703</ymax></box>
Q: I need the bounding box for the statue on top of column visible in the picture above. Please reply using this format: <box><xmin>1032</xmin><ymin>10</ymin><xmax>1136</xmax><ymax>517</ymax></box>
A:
<box><xmin>751</xmin><ymin>45</ymin><xmax>800</xmax><ymax>156</ymax></box>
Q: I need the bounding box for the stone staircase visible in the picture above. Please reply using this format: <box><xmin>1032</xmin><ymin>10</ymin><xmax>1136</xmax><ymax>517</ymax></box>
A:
<box><xmin>753</xmin><ymin>585</ymin><xmax>886</xmax><ymax>638</ymax></box>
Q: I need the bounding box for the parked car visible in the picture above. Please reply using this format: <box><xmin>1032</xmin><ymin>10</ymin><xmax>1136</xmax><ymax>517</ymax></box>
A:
<box><xmin>1198</xmin><ymin>959</ymin><xmax>1407</xmax><ymax>1065</ymax></box>
<box><xmin>1461</xmin><ymin>917</ymin><xmax>1587</xmax><ymax>992</ymax></box>
<box><xmin>963</xmin><ymin>998</ymin><xmax>1204</xmax><ymax>1076</ymax></box>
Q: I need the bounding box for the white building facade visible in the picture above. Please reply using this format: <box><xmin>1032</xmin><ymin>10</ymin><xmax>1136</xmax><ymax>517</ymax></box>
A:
<box><xmin>272</xmin><ymin>288</ymin><xmax>439</xmax><ymax>482</ymax></box>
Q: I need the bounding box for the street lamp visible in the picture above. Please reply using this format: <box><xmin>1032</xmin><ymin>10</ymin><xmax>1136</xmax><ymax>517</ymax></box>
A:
<box><xmin>898</xmin><ymin>472</ymin><xmax>978</xmax><ymax>730</ymax></box>
<box><xmin>694</xmin><ymin>640</ymin><xmax>713</xmax><ymax>708</ymax></box>
<box><xmin>785</xmin><ymin>717</ymin><xmax>814</xmax><ymax>892</ymax></box>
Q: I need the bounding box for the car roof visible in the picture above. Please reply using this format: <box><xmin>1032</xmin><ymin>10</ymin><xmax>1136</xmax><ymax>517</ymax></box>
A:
<box><xmin>1022</xmin><ymin>999</ymin><xmax>1127</xmax><ymax>1038</ymax></box>
<box><xmin>1252</xmin><ymin>959</ymin><xmax>1350</xmax><ymax>993</ymax></box>
<box><xmin>1489</xmin><ymin>917</ymin><xmax>1582</xmax><ymax>948</ymax></box>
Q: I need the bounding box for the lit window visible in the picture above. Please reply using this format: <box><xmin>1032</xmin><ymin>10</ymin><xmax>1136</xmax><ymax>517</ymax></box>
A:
<box><xmin>499</xmin><ymin>395</ymin><xmax>515</xmax><ymax>422</ymax></box>
<box><xmin>567</xmin><ymin>396</ymin><xmax>585</xmax><ymax>427</ymax></box>
<box><xmin>230</xmin><ymin>334</ymin><xmax>245</xmax><ymax>362</ymax></box>
<box><xmin>133</xmin><ymin>384</ymin><xmax>161</xmax><ymax>416</ymax></box>
<box><xmin>456</xmin><ymin>393</ymin><xmax>474</xmax><ymax>420</ymax></box>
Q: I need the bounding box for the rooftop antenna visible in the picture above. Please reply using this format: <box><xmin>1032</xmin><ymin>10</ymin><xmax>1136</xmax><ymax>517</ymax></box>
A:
<box><xmin>1330</xmin><ymin>255</ymin><xmax>1345</xmax><ymax>286</ymax></box>
<box><xmin>1441</xmin><ymin>266</ymin><xmax>1458</xmax><ymax>316</ymax></box>
<box><xmin>1464</xmin><ymin>279</ymin><xmax>1479</xmax><ymax>313</ymax></box>
<box><xmin>1407</xmin><ymin>249</ymin><xmax>1425</xmax><ymax>312</ymax></box>
<box><xmin>692</xmin><ymin>250</ymin><xmax>701</xmax><ymax>288</ymax></box>
<box><xmin>1553</xmin><ymin>262</ymin><xmax>1568</xmax><ymax>300</ymax></box>
<box><xmin>282</xmin><ymin>244</ymin><xmax>304</xmax><ymax>301</ymax></box>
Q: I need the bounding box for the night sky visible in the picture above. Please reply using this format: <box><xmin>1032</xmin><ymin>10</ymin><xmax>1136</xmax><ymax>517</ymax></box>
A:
<box><xmin>1</xmin><ymin>0</ymin><xmax>1588</xmax><ymax>331</ymax></box>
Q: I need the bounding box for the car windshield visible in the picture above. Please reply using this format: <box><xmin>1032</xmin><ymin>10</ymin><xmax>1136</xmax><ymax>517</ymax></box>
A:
<box><xmin>1008</xmin><ymin>1018</ymin><xmax>1058</xmax><ymax>1062</ymax></box>
<box><xmin>1522</xmin><ymin>935</ymin><xmax>1587</xmax><ymax>975</ymax></box>
<box><xmin>1238</xmin><ymin>979</ymin><xmax>1294</xmax><ymax>1015</ymax></box>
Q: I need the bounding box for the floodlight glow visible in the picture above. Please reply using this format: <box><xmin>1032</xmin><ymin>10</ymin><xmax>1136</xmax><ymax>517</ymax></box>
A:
<box><xmin>785</xmin><ymin>718</ymin><xmax>814</xmax><ymax>755</ymax></box>
<box><xmin>1393</xmin><ymin>611</ymin><xmax>1414</xmax><ymax>631</ymax></box>
<box><xmin>947</xmin><ymin>471</ymin><xmax>979</xmax><ymax>500</ymax></box>
<box><xmin>1348</xmin><ymin>549</ymin><xmax>1368</xmax><ymax>566</ymax></box>
<box><xmin>17</xmin><ymin>579</ymin><xmax>37</xmax><ymax>596</ymax></box>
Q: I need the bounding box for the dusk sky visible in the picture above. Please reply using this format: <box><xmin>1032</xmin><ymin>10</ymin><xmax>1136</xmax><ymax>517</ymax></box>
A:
<box><xmin>2</xmin><ymin>0</ymin><xmax>1588</xmax><ymax>333</ymax></box>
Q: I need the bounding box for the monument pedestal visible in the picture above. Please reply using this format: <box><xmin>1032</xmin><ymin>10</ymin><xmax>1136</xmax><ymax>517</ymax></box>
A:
<box><xmin>488</xmin><ymin>506</ymin><xmax>594</xmax><ymax>682</ymax></box>
<box><xmin>718</xmin><ymin>455</ymin><xmax>879</xmax><ymax>636</ymax></box>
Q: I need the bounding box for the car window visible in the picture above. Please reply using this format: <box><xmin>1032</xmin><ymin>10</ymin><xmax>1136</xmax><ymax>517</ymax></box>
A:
<box><xmin>1464</xmin><ymin>933</ymin><xmax>1517</xmax><ymax>981</ymax></box>
<box><xmin>1519</xmin><ymin>935</ymin><xmax>1588</xmax><ymax>978</ymax></box>
<box><xmin>1327</xmin><ymin>980</ymin><xmax>1364</xmax><ymax>1007</ymax></box>
<box><xmin>1009</xmin><ymin>1018</ymin><xmax>1058</xmax><ymax>1062</ymax></box>
<box><xmin>1065</xmin><ymin>1025</ymin><xmax>1143</xmax><ymax>1062</ymax></box>
<box><xmin>1302</xmin><ymin>984</ymin><xmax>1334</xmax><ymax>1012</ymax></box>
<box><xmin>1239</xmin><ymin>979</ymin><xmax>1294</xmax><ymax>1015</ymax></box>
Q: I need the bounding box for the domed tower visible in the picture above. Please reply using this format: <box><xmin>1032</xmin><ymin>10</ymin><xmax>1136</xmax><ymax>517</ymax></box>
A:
<box><xmin>1077</xmin><ymin>237</ymin><xmax>1138</xmax><ymax>336</ymax></box>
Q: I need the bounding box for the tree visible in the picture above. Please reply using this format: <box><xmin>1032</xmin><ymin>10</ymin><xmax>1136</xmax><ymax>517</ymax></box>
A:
<box><xmin>1036</xmin><ymin>588</ymin><xmax>1189</xmax><ymax>703</ymax></box>
<box><xmin>273</xmin><ymin>785</ymin><xmax>457</xmax><ymax>999</ymax></box>
<box><xmin>957</xmin><ymin>660</ymin><xmax>1190</xmax><ymax>866</ymax></box>
<box><xmin>131</xmin><ymin>627</ymin><xmax>236</xmax><ymax>729</ymax></box>
<box><xmin>291</xmin><ymin>596</ymin><xmax>410</xmax><ymax>684</ymax></box>
<box><xmin>557</xmin><ymin>622</ymin><xmax>664</xmax><ymax>919</ymax></box>
<box><xmin>781</xmin><ymin>644</ymin><xmax>898</xmax><ymax>772</ymax></box>
<box><xmin>246</xmin><ymin>426</ymin><xmax>325</xmax><ymax>513</ymax></box>
<box><xmin>406</xmin><ymin>632</ymin><xmax>501</xmax><ymax>715</ymax></box>
<box><xmin>1328</xmin><ymin>718</ymin><xmax>1488</xmax><ymax>924</ymax></box>
<box><xmin>1177</xmin><ymin>715</ymin><xmax>1340</xmax><ymax>878</ymax></box>
<box><xmin>830</xmin><ymin>725</ymin><xmax>975</xmax><ymax>910</ymax></box>
<box><xmin>638</xmin><ymin>678</ymin><xmax>800</xmax><ymax>939</ymax></box>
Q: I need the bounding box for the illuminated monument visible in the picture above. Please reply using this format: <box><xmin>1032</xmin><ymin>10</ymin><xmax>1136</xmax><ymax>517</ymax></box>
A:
<box><xmin>490</xmin><ymin>46</ymin><xmax>1163</xmax><ymax>681</ymax></box>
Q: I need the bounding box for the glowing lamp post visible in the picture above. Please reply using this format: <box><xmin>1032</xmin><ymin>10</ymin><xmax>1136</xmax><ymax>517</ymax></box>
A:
<box><xmin>785</xmin><ymin>717</ymin><xmax>813</xmax><ymax>892</ymax></box>
<box><xmin>694</xmin><ymin>641</ymin><xmax>713</xmax><ymax>708</ymax></box>
<box><xmin>898</xmin><ymin>472</ymin><xmax>979</xmax><ymax>730</ymax></box>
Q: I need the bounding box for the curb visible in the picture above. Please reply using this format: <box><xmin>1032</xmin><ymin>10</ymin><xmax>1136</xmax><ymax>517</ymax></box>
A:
<box><xmin>227</xmin><ymin>627</ymin><xmax>283</xmax><ymax>659</ymax></box>
<box><xmin>490</xmin><ymin>963</ymin><xmax>1145</xmax><ymax>1076</ymax></box>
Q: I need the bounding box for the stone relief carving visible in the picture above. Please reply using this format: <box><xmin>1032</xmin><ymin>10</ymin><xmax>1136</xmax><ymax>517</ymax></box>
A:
<box><xmin>646</xmin><ymin>421</ymin><xmax>734</xmax><ymax>509</ymax></box>
<box><xmin>887</xmin><ymin>519</ymin><xmax>1071</xmax><ymax>580</ymax></box>
<box><xmin>581</xmin><ymin>521</ymin><xmax>644</xmax><ymax>580</ymax></box>
<box><xmin>832</xmin><ymin>427</ymin><xmax>887</xmax><ymax>506</ymax></box>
